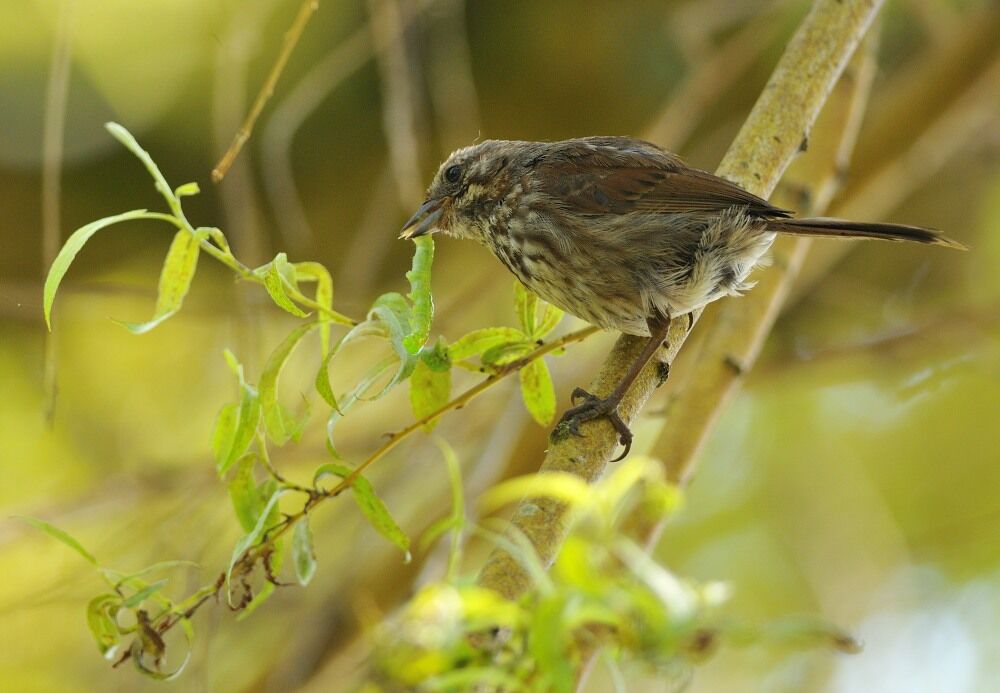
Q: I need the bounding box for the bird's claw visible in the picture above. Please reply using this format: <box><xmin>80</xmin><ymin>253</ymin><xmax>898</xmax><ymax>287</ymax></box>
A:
<box><xmin>558</xmin><ymin>388</ymin><xmax>633</xmax><ymax>462</ymax></box>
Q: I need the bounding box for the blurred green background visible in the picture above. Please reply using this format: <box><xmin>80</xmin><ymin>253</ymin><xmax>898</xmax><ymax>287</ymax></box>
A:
<box><xmin>1</xmin><ymin>0</ymin><xmax>998</xmax><ymax>691</ymax></box>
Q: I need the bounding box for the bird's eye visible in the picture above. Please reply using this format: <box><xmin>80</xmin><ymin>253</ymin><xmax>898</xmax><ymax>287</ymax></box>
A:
<box><xmin>444</xmin><ymin>164</ymin><xmax>462</xmax><ymax>184</ymax></box>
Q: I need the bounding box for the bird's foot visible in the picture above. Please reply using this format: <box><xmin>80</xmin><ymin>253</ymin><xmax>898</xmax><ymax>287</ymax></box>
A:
<box><xmin>558</xmin><ymin>387</ymin><xmax>633</xmax><ymax>462</ymax></box>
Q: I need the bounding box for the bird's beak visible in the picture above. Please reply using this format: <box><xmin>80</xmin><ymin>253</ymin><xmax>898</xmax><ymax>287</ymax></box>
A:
<box><xmin>399</xmin><ymin>197</ymin><xmax>445</xmax><ymax>239</ymax></box>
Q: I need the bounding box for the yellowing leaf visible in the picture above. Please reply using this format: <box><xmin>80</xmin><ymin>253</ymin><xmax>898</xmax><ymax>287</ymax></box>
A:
<box><xmin>519</xmin><ymin>358</ymin><xmax>556</xmax><ymax>425</ymax></box>
<box><xmin>447</xmin><ymin>327</ymin><xmax>526</xmax><ymax>362</ymax></box>
<box><xmin>262</xmin><ymin>253</ymin><xmax>308</xmax><ymax>317</ymax></box>
<box><xmin>119</xmin><ymin>228</ymin><xmax>202</xmax><ymax>334</ymax></box>
<box><xmin>409</xmin><ymin>358</ymin><xmax>452</xmax><ymax>431</ymax></box>
<box><xmin>514</xmin><ymin>281</ymin><xmax>538</xmax><ymax>335</ymax></box>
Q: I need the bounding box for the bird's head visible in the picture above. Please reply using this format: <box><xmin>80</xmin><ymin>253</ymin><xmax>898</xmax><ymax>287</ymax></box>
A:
<box><xmin>399</xmin><ymin>140</ymin><xmax>527</xmax><ymax>242</ymax></box>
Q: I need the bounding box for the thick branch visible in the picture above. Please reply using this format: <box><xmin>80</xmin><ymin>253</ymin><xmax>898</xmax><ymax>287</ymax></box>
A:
<box><xmin>477</xmin><ymin>0</ymin><xmax>885</xmax><ymax>601</ymax></box>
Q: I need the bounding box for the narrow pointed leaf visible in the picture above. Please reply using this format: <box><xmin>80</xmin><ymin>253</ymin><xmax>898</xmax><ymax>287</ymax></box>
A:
<box><xmin>409</xmin><ymin>358</ymin><xmax>451</xmax><ymax>431</ymax></box>
<box><xmin>514</xmin><ymin>281</ymin><xmax>538</xmax><ymax>335</ymax></box>
<box><xmin>227</xmin><ymin>454</ymin><xmax>262</xmax><ymax>532</ymax></box>
<box><xmin>534</xmin><ymin>303</ymin><xmax>565</xmax><ymax>339</ymax></box>
<box><xmin>122</xmin><ymin>579</ymin><xmax>168</xmax><ymax>609</ymax></box>
<box><xmin>519</xmin><ymin>358</ymin><xmax>556</xmax><ymax>425</ymax></box>
<box><xmin>403</xmin><ymin>236</ymin><xmax>434</xmax><ymax>353</ymax></box>
<box><xmin>262</xmin><ymin>253</ymin><xmax>308</xmax><ymax>317</ymax></box>
<box><xmin>119</xmin><ymin>228</ymin><xmax>203</xmax><ymax>334</ymax></box>
<box><xmin>295</xmin><ymin>261</ymin><xmax>334</xmax><ymax>356</ymax></box>
<box><xmin>447</xmin><ymin>327</ymin><xmax>525</xmax><ymax>362</ymax></box>
<box><xmin>20</xmin><ymin>516</ymin><xmax>98</xmax><ymax>566</ymax></box>
<box><xmin>105</xmin><ymin>122</ymin><xmax>177</xmax><ymax>209</ymax></box>
<box><xmin>217</xmin><ymin>386</ymin><xmax>260</xmax><ymax>476</ymax></box>
<box><xmin>292</xmin><ymin>519</ymin><xmax>317</xmax><ymax>586</ymax></box>
<box><xmin>211</xmin><ymin>403</ymin><xmax>239</xmax><ymax>470</ymax></box>
<box><xmin>43</xmin><ymin>209</ymin><xmax>153</xmax><ymax>330</ymax></box>
<box><xmin>351</xmin><ymin>475</ymin><xmax>410</xmax><ymax>559</ymax></box>
<box><xmin>259</xmin><ymin>321</ymin><xmax>318</xmax><ymax>444</ymax></box>
<box><xmin>482</xmin><ymin>341</ymin><xmax>534</xmax><ymax>367</ymax></box>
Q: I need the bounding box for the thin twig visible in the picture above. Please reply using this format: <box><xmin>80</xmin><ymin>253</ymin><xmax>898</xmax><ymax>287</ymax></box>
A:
<box><xmin>119</xmin><ymin>325</ymin><xmax>599</xmax><ymax>645</ymax></box>
<box><xmin>259</xmin><ymin>0</ymin><xmax>442</xmax><ymax>251</ymax></box>
<box><xmin>212</xmin><ymin>0</ymin><xmax>319</xmax><ymax>183</ymax></box>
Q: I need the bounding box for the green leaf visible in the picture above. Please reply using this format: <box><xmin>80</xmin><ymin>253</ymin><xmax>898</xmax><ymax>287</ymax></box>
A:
<box><xmin>519</xmin><ymin>358</ymin><xmax>556</xmax><ymax>425</ymax></box>
<box><xmin>514</xmin><ymin>280</ymin><xmax>538</xmax><ymax>335</ymax></box>
<box><xmin>482</xmin><ymin>341</ymin><xmax>534</xmax><ymax>367</ymax></box>
<box><xmin>325</xmin><ymin>356</ymin><xmax>398</xmax><ymax>458</ymax></box>
<box><xmin>421</xmin><ymin>337</ymin><xmax>451</xmax><ymax>372</ymax></box>
<box><xmin>226</xmin><ymin>490</ymin><xmax>286</xmax><ymax>605</ymax></box>
<box><xmin>447</xmin><ymin>327</ymin><xmax>525</xmax><ymax>362</ymax></box>
<box><xmin>223</xmin><ymin>348</ymin><xmax>242</xmax><ymax>377</ymax></box>
<box><xmin>409</xmin><ymin>358</ymin><xmax>451</xmax><ymax>431</ymax></box>
<box><xmin>211</xmin><ymin>403</ymin><xmax>239</xmax><ymax>469</ymax></box>
<box><xmin>118</xmin><ymin>228</ymin><xmax>203</xmax><ymax>334</ymax></box>
<box><xmin>312</xmin><ymin>461</ymin><xmax>352</xmax><ymax>486</ymax></box>
<box><xmin>217</xmin><ymin>386</ymin><xmax>260</xmax><ymax>476</ymax></box>
<box><xmin>262</xmin><ymin>253</ymin><xmax>308</xmax><ymax>317</ymax></box>
<box><xmin>43</xmin><ymin>209</ymin><xmax>153</xmax><ymax>330</ymax></box>
<box><xmin>314</xmin><ymin>346</ymin><xmax>342</xmax><ymax>413</ymax></box>
<box><xmin>122</xmin><ymin>579</ymin><xmax>168</xmax><ymax>609</ymax></box>
<box><xmin>317</xmin><ymin>466</ymin><xmax>419</xmax><ymax>565</ymax></box>
<box><xmin>174</xmin><ymin>181</ymin><xmax>200</xmax><ymax>198</ymax></box>
<box><xmin>101</xmin><ymin>560</ymin><xmax>199</xmax><ymax>587</ymax></box>
<box><xmin>259</xmin><ymin>322</ymin><xmax>318</xmax><ymax>445</ymax></box>
<box><xmin>86</xmin><ymin>594</ymin><xmax>123</xmax><ymax>658</ymax></box>
<box><xmin>370</xmin><ymin>292</ymin><xmax>412</xmax><ymax>358</ymax></box>
<box><xmin>403</xmin><ymin>236</ymin><xmax>434</xmax><ymax>353</ymax></box>
<box><xmin>292</xmin><ymin>519</ymin><xmax>317</xmax><ymax>586</ymax></box>
<box><xmin>105</xmin><ymin>122</ymin><xmax>178</xmax><ymax>211</ymax></box>
<box><xmin>351</xmin><ymin>475</ymin><xmax>410</xmax><ymax>560</ymax></box>
<box><xmin>534</xmin><ymin>303</ymin><xmax>565</xmax><ymax>339</ymax></box>
<box><xmin>227</xmin><ymin>455</ymin><xmax>262</xmax><ymax>532</ymax></box>
<box><xmin>295</xmin><ymin>261</ymin><xmax>334</xmax><ymax>356</ymax></box>
<box><xmin>20</xmin><ymin>516</ymin><xmax>98</xmax><ymax>566</ymax></box>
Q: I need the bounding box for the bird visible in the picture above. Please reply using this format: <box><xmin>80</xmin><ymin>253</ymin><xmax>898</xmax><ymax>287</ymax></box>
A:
<box><xmin>399</xmin><ymin>136</ymin><xmax>964</xmax><ymax>460</ymax></box>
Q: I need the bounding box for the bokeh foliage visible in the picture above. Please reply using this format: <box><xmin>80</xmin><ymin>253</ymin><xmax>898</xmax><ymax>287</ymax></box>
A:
<box><xmin>2</xmin><ymin>0</ymin><xmax>998</xmax><ymax>691</ymax></box>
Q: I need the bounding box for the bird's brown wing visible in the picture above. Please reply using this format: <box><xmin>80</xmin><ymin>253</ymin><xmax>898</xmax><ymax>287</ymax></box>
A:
<box><xmin>534</xmin><ymin>136</ymin><xmax>791</xmax><ymax>219</ymax></box>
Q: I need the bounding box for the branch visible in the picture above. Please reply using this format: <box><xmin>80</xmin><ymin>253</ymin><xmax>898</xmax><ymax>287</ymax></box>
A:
<box><xmin>211</xmin><ymin>0</ymin><xmax>319</xmax><ymax>183</ymax></box>
<box><xmin>477</xmin><ymin>0</ymin><xmax>886</xmax><ymax>601</ymax></box>
<box><xmin>651</xmin><ymin>21</ymin><xmax>881</xmax><ymax>488</ymax></box>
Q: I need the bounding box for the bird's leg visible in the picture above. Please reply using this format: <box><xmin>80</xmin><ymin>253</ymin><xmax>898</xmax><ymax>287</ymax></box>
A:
<box><xmin>557</xmin><ymin>314</ymin><xmax>674</xmax><ymax>462</ymax></box>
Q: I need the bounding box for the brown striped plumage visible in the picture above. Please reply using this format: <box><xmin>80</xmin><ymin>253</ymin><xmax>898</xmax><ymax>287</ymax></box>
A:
<box><xmin>400</xmin><ymin>136</ymin><xmax>963</xmax><ymax>458</ymax></box>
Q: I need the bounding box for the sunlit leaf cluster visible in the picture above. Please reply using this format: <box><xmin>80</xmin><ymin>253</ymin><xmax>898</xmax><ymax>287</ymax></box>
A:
<box><xmin>370</xmin><ymin>456</ymin><xmax>856</xmax><ymax>691</ymax></box>
<box><xmin>35</xmin><ymin>125</ymin><xmax>584</xmax><ymax>678</ymax></box>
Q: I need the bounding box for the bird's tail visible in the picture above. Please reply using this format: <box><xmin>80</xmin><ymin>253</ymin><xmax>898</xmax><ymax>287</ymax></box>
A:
<box><xmin>770</xmin><ymin>217</ymin><xmax>966</xmax><ymax>250</ymax></box>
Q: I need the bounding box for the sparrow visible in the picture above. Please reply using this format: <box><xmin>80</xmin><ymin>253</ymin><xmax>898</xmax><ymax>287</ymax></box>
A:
<box><xmin>400</xmin><ymin>136</ymin><xmax>963</xmax><ymax>459</ymax></box>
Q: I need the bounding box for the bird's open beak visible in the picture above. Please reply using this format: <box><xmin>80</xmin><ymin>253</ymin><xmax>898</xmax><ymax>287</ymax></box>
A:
<box><xmin>399</xmin><ymin>197</ymin><xmax>445</xmax><ymax>239</ymax></box>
